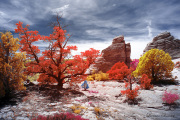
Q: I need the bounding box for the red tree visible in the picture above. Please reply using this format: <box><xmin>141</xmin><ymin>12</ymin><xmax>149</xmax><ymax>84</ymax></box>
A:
<box><xmin>15</xmin><ymin>19</ymin><xmax>100</xmax><ymax>89</ymax></box>
<box><xmin>121</xmin><ymin>76</ymin><xmax>140</xmax><ymax>101</ymax></box>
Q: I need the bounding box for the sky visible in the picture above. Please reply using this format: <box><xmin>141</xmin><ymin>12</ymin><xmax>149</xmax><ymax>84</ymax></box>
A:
<box><xmin>1</xmin><ymin>0</ymin><xmax>180</xmax><ymax>59</ymax></box>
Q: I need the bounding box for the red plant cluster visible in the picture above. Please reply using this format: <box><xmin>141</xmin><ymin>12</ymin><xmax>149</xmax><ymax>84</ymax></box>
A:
<box><xmin>140</xmin><ymin>74</ymin><xmax>153</xmax><ymax>90</ymax></box>
<box><xmin>175</xmin><ymin>61</ymin><xmax>180</xmax><ymax>69</ymax></box>
<box><xmin>162</xmin><ymin>91</ymin><xmax>179</xmax><ymax>104</ymax></box>
<box><xmin>107</xmin><ymin>62</ymin><xmax>132</xmax><ymax>80</ymax></box>
<box><xmin>32</xmin><ymin>112</ymin><xmax>88</xmax><ymax>120</ymax></box>
<box><xmin>121</xmin><ymin>81</ymin><xmax>140</xmax><ymax>100</ymax></box>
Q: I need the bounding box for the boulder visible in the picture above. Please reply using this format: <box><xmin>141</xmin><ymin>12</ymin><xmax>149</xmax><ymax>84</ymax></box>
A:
<box><xmin>143</xmin><ymin>32</ymin><xmax>180</xmax><ymax>59</ymax></box>
<box><xmin>86</xmin><ymin>35</ymin><xmax>131</xmax><ymax>73</ymax></box>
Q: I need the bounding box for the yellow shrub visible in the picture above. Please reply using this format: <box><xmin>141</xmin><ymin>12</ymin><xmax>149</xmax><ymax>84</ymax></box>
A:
<box><xmin>70</xmin><ymin>104</ymin><xmax>86</xmax><ymax>114</ymax></box>
<box><xmin>74</xmin><ymin>109</ymin><xmax>81</xmax><ymax>114</ymax></box>
<box><xmin>70</xmin><ymin>105</ymin><xmax>76</xmax><ymax>111</ymax></box>
<box><xmin>87</xmin><ymin>71</ymin><xmax>109</xmax><ymax>81</ymax></box>
<box><xmin>86</xmin><ymin>76</ymin><xmax>94</xmax><ymax>81</ymax></box>
<box><xmin>80</xmin><ymin>106</ymin><xmax>86</xmax><ymax>109</ymax></box>
<box><xmin>132</xmin><ymin>49</ymin><xmax>174</xmax><ymax>82</ymax></box>
<box><xmin>94</xmin><ymin>107</ymin><xmax>101</xmax><ymax>115</ymax></box>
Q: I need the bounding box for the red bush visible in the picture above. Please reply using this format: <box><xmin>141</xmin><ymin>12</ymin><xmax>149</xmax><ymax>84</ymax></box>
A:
<box><xmin>121</xmin><ymin>76</ymin><xmax>140</xmax><ymax>101</ymax></box>
<box><xmin>107</xmin><ymin>62</ymin><xmax>132</xmax><ymax>80</ymax></box>
<box><xmin>140</xmin><ymin>74</ymin><xmax>153</xmax><ymax>90</ymax></box>
<box><xmin>121</xmin><ymin>86</ymin><xmax>140</xmax><ymax>100</ymax></box>
<box><xmin>32</xmin><ymin>112</ymin><xmax>88</xmax><ymax>120</ymax></box>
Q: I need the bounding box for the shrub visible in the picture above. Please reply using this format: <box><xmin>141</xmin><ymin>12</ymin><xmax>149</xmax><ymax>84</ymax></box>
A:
<box><xmin>94</xmin><ymin>107</ymin><xmax>101</xmax><ymax>115</ymax></box>
<box><xmin>121</xmin><ymin>85</ymin><xmax>140</xmax><ymax>100</ymax></box>
<box><xmin>70</xmin><ymin>104</ymin><xmax>86</xmax><ymax>114</ymax></box>
<box><xmin>140</xmin><ymin>74</ymin><xmax>153</xmax><ymax>90</ymax></box>
<box><xmin>121</xmin><ymin>76</ymin><xmax>140</xmax><ymax>101</ymax></box>
<box><xmin>86</xmin><ymin>71</ymin><xmax>109</xmax><ymax>81</ymax></box>
<box><xmin>107</xmin><ymin>62</ymin><xmax>132</xmax><ymax>80</ymax></box>
<box><xmin>94</xmin><ymin>107</ymin><xmax>105</xmax><ymax>115</ymax></box>
<box><xmin>74</xmin><ymin>109</ymin><xmax>81</xmax><ymax>114</ymax></box>
<box><xmin>95</xmin><ymin>71</ymin><xmax>109</xmax><ymax>81</ymax></box>
<box><xmin>32</xmin><ymin>112</ymin><xmax>88</xmax><ymax>120</ymax></box>
<box><xmin>162</xmin><ymin>91</ymin><xmax>179</xmax><ymax>104</ymax></box>
<box><xmin>133</xmin><ymin>49</ymin><xmax>174</xmax><ymax>83</ymax></box>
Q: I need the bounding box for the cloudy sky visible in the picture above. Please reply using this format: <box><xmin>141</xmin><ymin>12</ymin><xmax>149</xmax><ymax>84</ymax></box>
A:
<box><xmin>1</xmin><ymin>0</ymin><xmax>180</xmax><ymax>59</ymax></box>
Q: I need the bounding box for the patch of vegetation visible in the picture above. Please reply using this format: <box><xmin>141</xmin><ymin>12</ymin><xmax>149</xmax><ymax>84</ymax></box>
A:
<box><xmin>87</xmin><ymin>71</ymin><xmax>109</xmax><ymax>81</ymax></box>
<box><xmin>27</xmin><ymin>74</ymin><xmax>40</xmax><ymax>82</ymax></box>
<box><xmin>32</xmin><ymin>112</ymin><xmax>88</xmax><ymax>120</ymax></box>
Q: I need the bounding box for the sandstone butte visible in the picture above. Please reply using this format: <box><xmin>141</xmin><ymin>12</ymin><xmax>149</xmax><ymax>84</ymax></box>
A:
<box><xmin>86</xmin><ymin>35</ymin><xmax>131</xmax><ymax>73</ymax></box>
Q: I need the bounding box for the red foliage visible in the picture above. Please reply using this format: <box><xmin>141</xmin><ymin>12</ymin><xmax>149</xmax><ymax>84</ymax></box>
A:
<box><xmin>121</xmin><ymin>86</ymin><xmax>140</xmax><ymax>100</ymax></box>
<box><xmin>140</xmin><ymin>74</ymin><xmax>153</xmax><ymax>90</ymax></box>
<box><xmin>32</xmin><ymin>112</ymin><xmax>88</xmax><ymax>120</ymax></box>
<box><xmin>107</xmin><ymin>62</ymin><xmax>132</xmax><ymax>80</ymax></box>
<box><xmin>175</xmin><ymin>61</ymin><xmax>180</xmax><ymax>68</ymax></box>
<box><xmin>15</xmin><ymin>20</ymin><xmax>100</xmax><ymax>89</ymax></box>
<box><xmin>121</xmin><ymin>76</ymin><xmax>140</xmax><ymax>100</ymax></box>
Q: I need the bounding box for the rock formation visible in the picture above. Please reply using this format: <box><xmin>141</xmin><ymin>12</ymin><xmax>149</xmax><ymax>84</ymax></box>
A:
<box><xmin>87</xmin><ymin>35</ymin><xmax>131</xmax><ymax>73</ymax></box>
<box><xmin>143</xmin><ymin>32</ymin><xmax>180</xmax><ymax>59</ymax></box>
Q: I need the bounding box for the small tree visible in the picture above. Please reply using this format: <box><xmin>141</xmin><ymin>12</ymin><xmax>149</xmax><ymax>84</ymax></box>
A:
<box><xmin>121</xmin><ymin>76</ymin><xmax>140</xmax><ymax>101</ymax></box>
<box><xmin>107</xmin><ymin>62</ymin><xmax>132</xmax><ymax>80</ymax></box>
<box><xmin>133</xmin><ymin>49</ymin><xmax>174</xmax><ymax>82</ymax></box>
<box><xmin>15</xmin><ymin>17</ymin><xmax>100</xmax><ymax>89</ymax></box>
<box><xmin>0</xmin><ymin>32</ymin><xmax>26</xmax><ymax>97</ymax></box>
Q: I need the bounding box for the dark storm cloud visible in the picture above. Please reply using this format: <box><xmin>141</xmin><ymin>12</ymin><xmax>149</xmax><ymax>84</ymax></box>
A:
<box><xmin>1</xmin><ymin>0</ymin><xmax>180</xmax><ymax>44</ymax></box>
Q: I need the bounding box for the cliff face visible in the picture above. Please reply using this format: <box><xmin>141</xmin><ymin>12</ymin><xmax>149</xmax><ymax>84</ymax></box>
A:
<box><xmin>143</xmin><ymin>32</ymin><xmax>180</xmax><ymax>59</ymax></box>
<box><xmin>87</xmin><ymin>35</ymin><xmax>131</xmax><ymax>73</ymax></box>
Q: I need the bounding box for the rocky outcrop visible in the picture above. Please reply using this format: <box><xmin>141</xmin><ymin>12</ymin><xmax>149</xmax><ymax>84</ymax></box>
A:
<box><xmin>143</xmin><ymin>32</ymin><xmax>180</xmax><ymax>59</ymax></box>
<box><xmin>87</xmin><ymin>35</ymin><xmax>131</xmax><ymax>73</ymax></box>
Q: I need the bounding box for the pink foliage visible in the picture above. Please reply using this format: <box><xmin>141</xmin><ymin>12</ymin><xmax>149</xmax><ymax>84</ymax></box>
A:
<box><xmin>130</xmin><ymin>59</ymin><xmax>139</xmax><ymax>71</ymax></box>
<box><xmin>88</xmin><ymin>90</ymin><xmax>99</xmax><ymax>94</ymax></box>
<box><xmin>162</xmin><ymin>91</ymin><xmax>179</xmax><ymax>104</ymax></box>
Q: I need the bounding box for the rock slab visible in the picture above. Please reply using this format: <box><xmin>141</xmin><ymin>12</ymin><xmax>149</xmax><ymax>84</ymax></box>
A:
<box><xmin>87</xmin><ymin>35</ymin><xmax>131</xmax><ymax>73</ymax></box>
<box><xmin>143</xmin><ymin>32</ymin><xmax>180</xmax><ymax>59</ymax></box>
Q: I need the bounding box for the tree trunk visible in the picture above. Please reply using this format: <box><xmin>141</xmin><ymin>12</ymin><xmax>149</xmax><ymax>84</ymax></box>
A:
<box><xmin>130</xmin><ymin>77</ymin><xmax>132</xmax><ymax>90</ymax></box>
<box><xmin>57</xmin><ymin>80</ymin><xmax>63</xmax><ymax>90</ymax></box>
<box><xmin>152</xmin><ymin>67</ymin><xmax>155</xmax><ymax>81</ymax></box>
